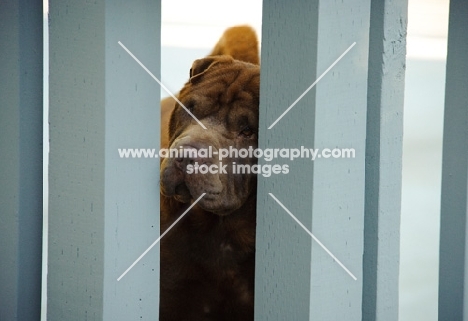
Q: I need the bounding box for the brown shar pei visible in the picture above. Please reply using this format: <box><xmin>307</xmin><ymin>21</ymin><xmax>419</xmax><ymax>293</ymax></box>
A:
<box><xmin>159</xmin><ymin>26</ymin><xmax>260</xmax><ymax>321</ymax></box>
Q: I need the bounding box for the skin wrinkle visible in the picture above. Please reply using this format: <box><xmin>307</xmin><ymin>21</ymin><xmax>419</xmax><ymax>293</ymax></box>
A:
<box><xmin>162</xmin><ymin>60</ymin><xmax>260</xmax><ymax>214</ymax></box>
<box><xmin>161</xmin><ymin>57</ymin><xmax>259</xmax><ymax>320</ymax></box>
<box><xmin>159</xmin><ymin>25</ymin><xmax>260</xmax><ymax>321</ymax></box>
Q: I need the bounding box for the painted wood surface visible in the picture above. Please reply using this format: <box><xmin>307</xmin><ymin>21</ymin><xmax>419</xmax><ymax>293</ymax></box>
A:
<box><xmin>255</xmin><ymin>0</ymin><xmax>370</xmax><ymax>319</ymax></box>
<box><xmin>439</xmin><ymin>0</ymin><xmax>468</xmax><ymax>319</ymax></box>
<box><xmin>0</xmin><ymin>1</ymin><xmax>43</xmax><ymax>320</ymax></box>
<box><xmin>363</xmin><ymin>0</ymin><xmax>407</xmax><ymax>320</ymax></box>
<box><xmin>48</xmin><ymin>1</ymin><xmax>161</xmax><ymax>319</ymax></box>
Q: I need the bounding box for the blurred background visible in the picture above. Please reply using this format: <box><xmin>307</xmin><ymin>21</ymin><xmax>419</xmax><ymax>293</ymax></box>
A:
<box><xmin>42</xmin><ymin>0</ymin><xmax>450</xmax><ymax>320</ymax></box>
<box><xmin>400</xmin><ymin>0</ymin><xmax>448</xmax><ymax>319</ymax></box>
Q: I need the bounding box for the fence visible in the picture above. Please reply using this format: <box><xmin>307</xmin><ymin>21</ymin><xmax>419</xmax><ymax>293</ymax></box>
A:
<box><xmin>0</xmin><ymin>0</ymin><xmax>467</xmax><ymax>320</ymax></box>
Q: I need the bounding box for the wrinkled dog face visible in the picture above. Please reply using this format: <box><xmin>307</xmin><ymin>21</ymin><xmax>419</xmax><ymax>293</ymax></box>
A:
<box><xmin>160</xmin><ymin>56</ymin><xmax>260</xmax><ymax>215</ymax></box>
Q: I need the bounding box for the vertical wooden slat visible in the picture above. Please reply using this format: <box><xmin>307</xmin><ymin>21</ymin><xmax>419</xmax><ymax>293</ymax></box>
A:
<box><xmin>438</xmin><ymin>0</ymin><xmax>468</xmax><ymax>319</ymax></box>
<box><xmin>362</xmin><ymin>0</ymin><xmax>407</xmax><ymax>320</ymax></box>
<box><xmin>256</xmin><ymin>0</ymin><xmax>370</xmax><ymax>319</ymax></box>
<box><xmin>48</xmin><ymin>1</ymin><xmax>161</xmax><ymax>320</ymax></box>
<box><xmin>0</xmin><ymin>1</ymin><xmax>43</xmax><ymax>320</ymax></box>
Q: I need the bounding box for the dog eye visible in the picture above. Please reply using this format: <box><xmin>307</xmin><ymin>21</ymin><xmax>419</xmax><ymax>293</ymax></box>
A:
<box><xmin>240</xmin><ymin>126</ymin><xmax>255</xmax><ymax>137</ymax></box>
<box><xmin>184</xmin><ymin>101</ymin><xmax>195</xmax><ymax>113</ymax></box>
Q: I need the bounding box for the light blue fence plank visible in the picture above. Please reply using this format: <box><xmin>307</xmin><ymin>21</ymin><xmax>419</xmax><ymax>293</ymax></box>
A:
<box><xmin>48</xmin><ymin>1</ymin><xmax>161</xmax><ymax>320</ymax></box>
<box><xmin>362</xmin><ymin>0</ymin><xmax>407</xmax><ymax>320</ymax></box>
<box><xmin>438</xmin><ymin>0</ymin><xmax>468</xmax><ymax>319</ymax></box>
<box><xmin>256</xmin><ymin>0</ymin><xmax>370</xmax><ymax>319</ymax></box>
<box><xmin>0</xmin><ymin>1</ymin><xmax>43</xmax><ymax>320</ymax></box>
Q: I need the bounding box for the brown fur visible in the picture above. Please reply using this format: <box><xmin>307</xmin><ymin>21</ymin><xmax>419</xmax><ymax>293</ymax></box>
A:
<box><xmin>159</xmin><ymin>26</ymin><xmax>260</xmax><ymax>320</ymax></box>
<box><xmin>209</xmin><ymin>25</ymin><xmax>259</xmax><ymax>65</ymax></box>
<box><xmin>160</xmin><ymin>25</ymin><xmax>259</xmax><ymax>149</ymax></box>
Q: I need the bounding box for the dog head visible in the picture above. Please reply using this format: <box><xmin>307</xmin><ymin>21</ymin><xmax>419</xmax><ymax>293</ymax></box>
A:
<box><xmin>160</xmin><ymin>55</ymin><xmax>260</xmax><ymax>215</ymax></box>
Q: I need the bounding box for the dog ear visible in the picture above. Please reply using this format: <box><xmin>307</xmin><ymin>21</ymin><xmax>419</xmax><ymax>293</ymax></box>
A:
<box><xmin>189</xmin><ymin>55</ymin><xmax>233</xmax><ymax>83</ymax></box>
<box><xmin>210</xmin><ymin>26</ymin><xmax>260</xmax><ymax>65</ymax></box>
